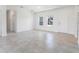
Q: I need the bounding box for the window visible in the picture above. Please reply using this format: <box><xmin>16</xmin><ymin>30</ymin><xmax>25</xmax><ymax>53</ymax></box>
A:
<box><xmin>39</xmin><ymin>17</ymin><xmax>43</xmax><ymax>25</ymax></box>
<box><xmin>48</xmin><ymin>16</ymin><xmax>53</xmax><ymax>25</ymax></box>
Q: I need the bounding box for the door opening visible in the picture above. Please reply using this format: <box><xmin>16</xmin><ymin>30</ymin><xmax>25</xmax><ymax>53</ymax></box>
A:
<box><xmin>6</xmin><ymin>10</ymin><xmax>16</xmax><ymax>34</ymax></box>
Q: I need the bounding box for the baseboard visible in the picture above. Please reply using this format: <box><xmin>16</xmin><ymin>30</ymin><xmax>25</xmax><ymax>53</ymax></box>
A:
<box><xmin>16</xmin><ymin>29</ymin><xmax>33</xmax><ymax>33</ymax></box>
<box><xmin>34</xmin><ymin>28</ymin><xmax>77</xmax><ymax>38</ymax></box>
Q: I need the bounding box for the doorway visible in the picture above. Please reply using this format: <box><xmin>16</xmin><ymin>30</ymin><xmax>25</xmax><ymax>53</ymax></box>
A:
<box><xmin>6</xmin><ymin>10</ymin><xmax>16</xmax><ymax>34</ymax></box>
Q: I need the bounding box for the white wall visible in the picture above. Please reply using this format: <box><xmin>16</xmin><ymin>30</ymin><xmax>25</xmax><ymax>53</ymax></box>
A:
<box><xmin>16</xmin><ymin>7</ymin><xmax>34</xmax><ymax>32</ymax></box>
<box><xmin>0</xmin><ymin>6</ymin><xmax>7</xmax><ymax>36</ymax></box>
<box><xmin>0</xmin><ymin>5</ymin><xmax>34</xmax><ymax>36</ymax></box>
<box><xmin>2</xmin><ymin>6</ymin><xmax>7</xmax><ymax>36</ymax></box>
<box><xmin>75</xmin><ymin>6</ymin><xmax>79</xmax><ymax>44</ymax></box>
<box><xmin>34</xmin><ymin>6</ymin><xmax>77</xmax><ymax>37</ymax></box>
<box><xmin>0</xmin><ymin>9</ymin><xmax>2</xmax><ymax>36</ymax></box>
<box><xmin>0</xmin><ymin>5</ymin><xmax>77</xmax><ymax>37</ymax></box>
<box><xmin>6</xmin><ymin>6</ymin><xmax>34</xmax><ymax>33</ymax></box>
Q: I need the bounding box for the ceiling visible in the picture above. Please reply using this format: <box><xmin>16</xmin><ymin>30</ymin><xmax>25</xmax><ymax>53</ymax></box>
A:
<box><xmin>24</xmin><ymin>5</ymin><xmax>68</xmax><ymax>12</ymax></box>
<box><xmin>7</xmin><ymin>5</ymin><xmax>69</xmax><ymax>12</ymax></box>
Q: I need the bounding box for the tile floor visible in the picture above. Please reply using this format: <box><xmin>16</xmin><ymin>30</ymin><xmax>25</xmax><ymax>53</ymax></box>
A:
<box><xmin>0</xmin><ymin>30</ymin><xmax>79</xmax><ymax>53</ymax></box>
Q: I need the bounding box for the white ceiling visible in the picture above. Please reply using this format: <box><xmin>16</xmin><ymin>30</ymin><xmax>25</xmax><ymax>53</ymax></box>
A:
<box><xmin>7</xmin><ymin>5</ymin><xmax>69</xmax><ymax>12</ymax></box>
<box><xmin>24</xmin><ymin>5</ymin><xmax>68</xmax><ymax>12</ymax></box>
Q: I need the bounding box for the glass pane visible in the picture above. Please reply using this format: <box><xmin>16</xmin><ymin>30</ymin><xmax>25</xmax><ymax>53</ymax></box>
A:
<box><xmin>48</xmin><ymin>17</ymin><xmax>53</xmax><ymax>25</ymax></box>
<box><xmin>39</xmin><ymin>17</ymin><xmax>43</xmax><ymax>25</ymax></box>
